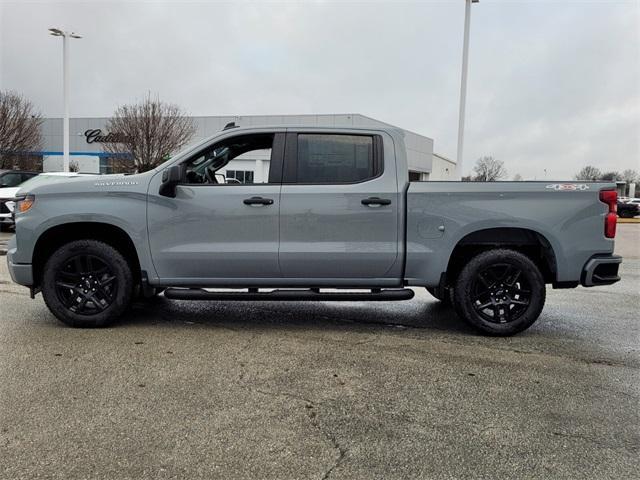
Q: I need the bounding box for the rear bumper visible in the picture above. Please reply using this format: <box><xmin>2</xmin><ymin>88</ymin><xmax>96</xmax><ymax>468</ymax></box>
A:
<box><xmin>581</xmin><ymin>254</ymin><xmax>622</xmax><ymax>287</ymax></box>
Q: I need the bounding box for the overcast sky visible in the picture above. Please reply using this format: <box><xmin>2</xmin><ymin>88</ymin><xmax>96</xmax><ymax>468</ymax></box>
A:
<box><xmin>1</xmin><ymin>0</ymin><xmax>639</xmax><ymax>179</ymax></box>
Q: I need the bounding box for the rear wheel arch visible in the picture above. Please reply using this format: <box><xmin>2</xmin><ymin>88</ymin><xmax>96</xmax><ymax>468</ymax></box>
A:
<box><xmin>444</xmin><ymin>227</ymin><xmax>558</xmax><ymax>287</ymax></box>
<box><xmin>32</xmin><ymin>222</ymin><xmax>142</xmax><ymax>289</ymax></box>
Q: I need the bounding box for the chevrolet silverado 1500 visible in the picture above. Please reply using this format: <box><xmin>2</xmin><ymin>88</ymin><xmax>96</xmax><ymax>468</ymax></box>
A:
<box><xmin>6</xmin><ymin>125</ymin><xmax>622</xmax><ymax>335</ymax></box>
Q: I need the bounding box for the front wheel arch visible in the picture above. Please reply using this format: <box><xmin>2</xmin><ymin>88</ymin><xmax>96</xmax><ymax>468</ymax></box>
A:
<box><xmin>32</xmin><ymin>222</ymin><xmax>142</xmax><ymax>290</ymax></box>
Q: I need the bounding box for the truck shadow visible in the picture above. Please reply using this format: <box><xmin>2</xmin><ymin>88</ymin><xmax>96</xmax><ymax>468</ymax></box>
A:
<box><xmin>118</xmin><ymin>295</ymin><xmax>477</xmax><ymax>335</ymax></box>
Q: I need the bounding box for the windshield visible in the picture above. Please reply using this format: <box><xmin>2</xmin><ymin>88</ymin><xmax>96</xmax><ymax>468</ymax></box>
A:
<box><xmin>17</xmin><ymin>175</ymin><xmax>92</xmax><ymax>192</ymax></box>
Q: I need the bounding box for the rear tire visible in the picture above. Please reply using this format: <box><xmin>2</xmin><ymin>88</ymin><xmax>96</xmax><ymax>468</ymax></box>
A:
<box><xmin>41</xmin><ymin>240</ymin><xmax>134</xmax><ymax>327</ymax></box>
<box><xmin>453</xmin><ymin>249</ymin><xmax>545</xmax><ymax>336</ymax></box>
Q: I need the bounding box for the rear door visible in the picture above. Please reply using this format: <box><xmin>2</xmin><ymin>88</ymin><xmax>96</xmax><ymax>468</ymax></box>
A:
<box><xmin>278</xmin><ymin>130</ymin><xmax>402</xmax><ymax>285</ymax></box>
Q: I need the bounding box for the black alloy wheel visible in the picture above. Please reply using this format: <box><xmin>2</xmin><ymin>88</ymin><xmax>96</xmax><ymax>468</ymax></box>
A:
<box><xmin>453</xmin><ymin>249</ymin><xmax>545</xmax><ymax>336</ymax></box>
<box><xmin>470</xmin><ymin>263</ymin><xmax>531</xmax><ymax>324</ymax></box>
<box><xmin>54</xmin><ymin>254</ymin><xmax>118</xmax><ymax>315</ymax></box>
<box><xmin>42</xmin><ymin>240</ymin><xmax>133</xmax><ymax>327</ymax></box>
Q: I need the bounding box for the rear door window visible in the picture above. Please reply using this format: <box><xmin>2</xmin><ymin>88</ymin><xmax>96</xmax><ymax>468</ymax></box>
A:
<box><xmin>286</xmin><ymin>134</ymin><xmax>381</xmax><ymax>184</ymax></box>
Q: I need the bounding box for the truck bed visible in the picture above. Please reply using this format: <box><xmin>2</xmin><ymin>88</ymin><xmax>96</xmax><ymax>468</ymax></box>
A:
<box><xmin>404</xmin><ymin>181</ymin><xmax>616</xmax><ymax>286</ymax></box>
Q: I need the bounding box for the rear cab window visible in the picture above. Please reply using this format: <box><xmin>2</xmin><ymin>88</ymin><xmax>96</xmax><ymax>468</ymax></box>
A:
<box><xmin>283</xmin><ymin>133</ymin><xmax>383</xmax><ymax>184</ymax></box>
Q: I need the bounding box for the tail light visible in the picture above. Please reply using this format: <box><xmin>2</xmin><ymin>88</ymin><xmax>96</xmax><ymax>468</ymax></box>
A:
<box><xmin>599</xmin><ymin>190</ymin><xmax>617</xmax><ymax>238</ymax></box>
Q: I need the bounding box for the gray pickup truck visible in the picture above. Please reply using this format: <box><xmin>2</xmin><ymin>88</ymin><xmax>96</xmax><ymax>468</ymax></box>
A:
<box><xmin>6</xmin><ymin>125</ymin><xmax>621</xmax><ymax>335</ymax></box>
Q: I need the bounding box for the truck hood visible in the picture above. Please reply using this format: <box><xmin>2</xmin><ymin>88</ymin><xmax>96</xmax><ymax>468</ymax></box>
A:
<box><xmin>20</xmin><ymin>171</ymin><xmax>155</xmax><ymax>197</ymax></box>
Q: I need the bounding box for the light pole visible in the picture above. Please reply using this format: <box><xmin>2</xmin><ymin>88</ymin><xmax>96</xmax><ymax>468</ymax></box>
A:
<box><xmin>456</xmin><ymin>0</ymin><xmax>478</xmax><ymax>179</ymax></box>
<box><xmin>49</xmin><ymin>28</ymin><xmax>82</xmax><ymax>172</ymax></box>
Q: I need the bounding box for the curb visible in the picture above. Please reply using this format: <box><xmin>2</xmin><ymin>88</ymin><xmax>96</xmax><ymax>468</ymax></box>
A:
<box><xmin>618</xmin><ymin>218</ymin><xmax>640</xmax><ymax>224</ymax></box>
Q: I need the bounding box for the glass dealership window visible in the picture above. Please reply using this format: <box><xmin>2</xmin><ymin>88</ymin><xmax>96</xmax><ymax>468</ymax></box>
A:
<box><xmin>226</xmin><ymin>170</ymin><xmax>255</xmax><ymax>184</ymax></box>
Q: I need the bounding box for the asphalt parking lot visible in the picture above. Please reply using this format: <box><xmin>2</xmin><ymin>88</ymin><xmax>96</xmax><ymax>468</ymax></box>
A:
<box><xmin>0</xmin><ymin>227</ymin><xmax>638</xmax><ymax>479</ymax></box>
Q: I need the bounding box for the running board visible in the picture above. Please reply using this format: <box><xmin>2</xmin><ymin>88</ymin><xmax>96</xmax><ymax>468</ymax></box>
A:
<box><xmin>163</xmin><ymin>288</ymin><xmax>415</xmax><ymax>302</ymax></box>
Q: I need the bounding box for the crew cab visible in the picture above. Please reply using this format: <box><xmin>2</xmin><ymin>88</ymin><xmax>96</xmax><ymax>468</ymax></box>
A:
<box><xmin>6</xmin><ymin>126</ymin><xmax>622</xmax><ymax>335</ymax></box>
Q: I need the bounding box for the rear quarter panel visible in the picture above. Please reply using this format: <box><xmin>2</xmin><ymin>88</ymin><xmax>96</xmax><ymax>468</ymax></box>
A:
<box><xmin>405</xmin><ymin>181</ymin><xmax>616</xmax><ymax>286</ymax></box>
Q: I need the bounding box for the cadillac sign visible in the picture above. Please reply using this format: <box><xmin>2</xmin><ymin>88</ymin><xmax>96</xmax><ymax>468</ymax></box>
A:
<box><xmin>84</xmin><ymin>129</ymin><xmax>130</xmax><ymax>144</ymax></box>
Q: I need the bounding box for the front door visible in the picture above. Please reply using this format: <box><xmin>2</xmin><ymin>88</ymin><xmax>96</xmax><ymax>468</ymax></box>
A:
<box><xmin>278</xmin><ymin>131</ymin><xmax>402</xmax><ymax>285</ymax></box>
<box><xmin>147</xmin><ymin>132</ymin><xmax>284</xmax><ymax>284</ymax></box>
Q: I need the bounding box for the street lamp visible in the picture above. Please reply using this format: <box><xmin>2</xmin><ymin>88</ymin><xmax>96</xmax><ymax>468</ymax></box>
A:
<box><xmin>49</xmin><ymin>28</ymin><xmax>82</xmax><ymax>172</ymax></box>
<box><xmin>456</xmin><ymin>0</ymin><xmax>479</xmax><ymax>179</ymax></box>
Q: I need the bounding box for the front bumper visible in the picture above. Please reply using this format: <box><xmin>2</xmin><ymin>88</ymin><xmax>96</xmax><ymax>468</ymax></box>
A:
<box><xmin>6</xmin><ymin>237</ymin><xmax>33</xmax><ymax>286</ymax></box>
<box><xmin>581</xmin><ymin>254</ymin><xmax>622</xmax><ymax>287</ymax></box>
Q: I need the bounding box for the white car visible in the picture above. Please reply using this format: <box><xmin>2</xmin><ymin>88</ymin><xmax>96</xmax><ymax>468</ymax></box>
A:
<box><xmin>626</xmin><ymin>198</ymin><xmax>640</xmax><ymax>205</ymax></box>
<box><xmin>0</xmin><ymin>172</ymin><xmax>97</xmax><ymax>231</ymax></box>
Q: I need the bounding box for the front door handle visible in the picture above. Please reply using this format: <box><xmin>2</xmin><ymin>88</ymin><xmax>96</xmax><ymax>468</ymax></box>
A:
<box><xmin>243</xmin><ymin>196</ymin><xmax>274</xmax><ymax>206</ymax></box>
<box><xmin>361</xmin><ymin>197</ymin><xmax>391</xmax><ymax>206</ymax></box>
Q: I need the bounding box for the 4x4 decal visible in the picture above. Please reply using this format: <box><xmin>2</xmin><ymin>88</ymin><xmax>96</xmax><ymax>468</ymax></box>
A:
<box><xmin>545</xmin><ymin>184</ymin><xmax>590</xmax><ymax>191</ymax></box>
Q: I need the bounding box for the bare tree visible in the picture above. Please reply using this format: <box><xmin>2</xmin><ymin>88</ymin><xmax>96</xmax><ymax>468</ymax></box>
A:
<box><xmin>101</xmin><ymin>94</ymin><xmax>196</xmax><ymax>173</ymax></box>
<box><xmin>621</xmin><ymin>169</ymin><xmax>638</xmax><ymax>184</ymax></box>
<box><xmin>0</xmin><ymin>90</ymin><xmax>43</xmax><ymax>170</ymax></box>
<box><xmin>472</xmin><ymin>156</ymin><xmax>507</xmax><ymax>182</ymax></box>
<box><xmin>599</xmin><ymin>171</ymin><xmax>621</xmax><ymax>181</ymax></box>
<box><xmin>575</xmin><ymin>165</ymin><xmax>601</xmax><ymax>181</ymax></box>
<box><xmin>512</xmin><ymin>173</ymin><xmax>523</xmax><ymax>181</ymax></box>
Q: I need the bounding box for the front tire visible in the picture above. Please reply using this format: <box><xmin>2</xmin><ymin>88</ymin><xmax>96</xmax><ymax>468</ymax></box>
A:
<box><xmin>41</xmin><ymin>240</ymin><xmax>134</xmax><ymax>327</ymax></box>
<box><xmin>453</xmin><ymin>249</ymin><xmax>546</xmax><ymax>336</ymax></box>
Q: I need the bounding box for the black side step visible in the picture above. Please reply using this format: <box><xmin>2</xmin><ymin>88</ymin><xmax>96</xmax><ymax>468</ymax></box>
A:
<box><xmin>163</xmin><ymin>288</ymin><xmax>415</xmax><ymax>302</ymax></box>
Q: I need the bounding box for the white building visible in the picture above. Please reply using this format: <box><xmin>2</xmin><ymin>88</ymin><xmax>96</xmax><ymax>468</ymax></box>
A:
<box><xmin>35</xmin><ymin>113</ymin><xmax>455</xmax><ymax>181</ymax></box>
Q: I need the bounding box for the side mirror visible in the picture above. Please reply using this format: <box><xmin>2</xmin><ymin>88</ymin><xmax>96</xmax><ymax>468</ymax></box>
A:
<box><xmin>159</xmin><ymin>165</ymin><xmax>183</xmax><ymax>198</ymax></box>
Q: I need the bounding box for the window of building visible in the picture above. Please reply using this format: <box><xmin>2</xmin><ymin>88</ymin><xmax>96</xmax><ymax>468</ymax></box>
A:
<box><xmin>409</xmin><ymin>171</ymin><xmax>422</xmax><ymax>182</ymax></box>
<box><xmin>225</xmin><ymin>170</ymin><xmax>255</xmax><ymax>184</ymax></box>
<box><xmin>294</xmin><ymin>134</ymin><xmax>379</xmax><ymax>184</ymax></box>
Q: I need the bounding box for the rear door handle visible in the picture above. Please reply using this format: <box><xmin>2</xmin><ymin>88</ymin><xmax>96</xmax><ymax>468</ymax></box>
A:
<box><xmin>243</xmin><ymin>196</ymin><xmax>274</xmax><ymax>206</ymax></box>
<box><xmin>361</xmin><ymin>197</ymin><xmax>391</xmax><ymax>206</ymax></box>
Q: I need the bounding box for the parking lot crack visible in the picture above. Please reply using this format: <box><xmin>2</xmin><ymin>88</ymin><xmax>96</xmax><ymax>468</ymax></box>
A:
<box><xmin>313</xmin><ymin>418</ymin><xmax>347</xmax><ymax>480</ymax></box>
<box><xmin>249</xmin><ymin>387</ymin><xmax>347</xmax><ymax>479</ymax></box>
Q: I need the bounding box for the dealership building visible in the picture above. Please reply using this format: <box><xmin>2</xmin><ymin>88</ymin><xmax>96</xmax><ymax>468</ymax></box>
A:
<box><xmin>35</xmin><ymin>113</ymin><xmax>456</xmax><ymax>181</ymax></box>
